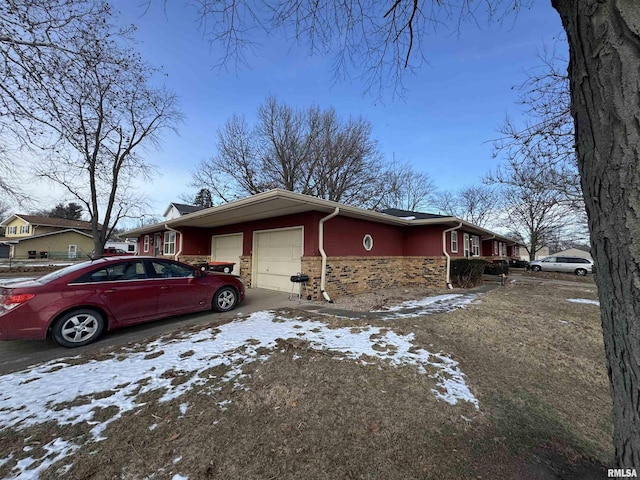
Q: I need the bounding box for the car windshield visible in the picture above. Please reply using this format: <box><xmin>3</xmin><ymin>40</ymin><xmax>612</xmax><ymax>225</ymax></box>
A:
<box><xmin>36</xmin><ymin>260</ymin><xmax>95</xmax><ymax>284</ymax></box>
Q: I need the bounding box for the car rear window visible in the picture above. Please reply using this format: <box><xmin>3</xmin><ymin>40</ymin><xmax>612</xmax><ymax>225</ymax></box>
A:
<box><xmin>37</xmin><ymin>261</ymin><xmax>93</xmax><ymax>284</ymax></box>
<box><xmin>71</xmin><ymin>260</ymin><xmax>148</xmax><ymax>283</ymax></box>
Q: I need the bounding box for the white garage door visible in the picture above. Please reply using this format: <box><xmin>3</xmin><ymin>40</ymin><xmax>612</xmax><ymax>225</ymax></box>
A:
<box><xmin>254</xmin><ymin>228</ymin><xmax>303</xmax><ymax>292</ymax></box>
<box><xmin>211</xmin><ymin>234</ymin><xmax>243</xmax><ymax>275</ymax></box>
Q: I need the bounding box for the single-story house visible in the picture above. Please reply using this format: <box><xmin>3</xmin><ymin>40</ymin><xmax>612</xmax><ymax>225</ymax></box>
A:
<box><xmin>0</xmin><ymin>214</ymin><xmax>98</xmax><ymax>260</ymax></box>
<box><xmin>124</xmin><ymin>189</ymin><xmax>521</xmax><ymax>300</ymax></box>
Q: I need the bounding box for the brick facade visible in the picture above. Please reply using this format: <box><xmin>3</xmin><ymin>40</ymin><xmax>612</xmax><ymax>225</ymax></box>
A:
<box><xmin>159</xmin><ymin>253</ymin><xmax>446</xmax><ymax>300</ymax></box>
<box><xmin>301</xmin><ymin>255</ymin><xmax>447</xmax><ymax>300</ymax></box>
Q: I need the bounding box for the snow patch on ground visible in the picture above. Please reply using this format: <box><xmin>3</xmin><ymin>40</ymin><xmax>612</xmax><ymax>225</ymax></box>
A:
<box><xmin>0</xmin><ymin>309</ymin><xmax>479</xmax><ymax>479</ymax></box>
<box><xmin>567</xmin><ymin>298</ymin><xmax>600</xmax><ymax>306</ymax></box>
<box><xmin>373</xmin><ymin>293</ymin><xmax>477</xmax><ymax>319</ymax></box>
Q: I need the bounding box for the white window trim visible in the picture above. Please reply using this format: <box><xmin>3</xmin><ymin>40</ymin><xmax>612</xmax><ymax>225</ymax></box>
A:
<box><xmin>363</xmin><ymin>234</ymin><xmax>374</xmax><ymax>251</ymax></box>
<box><xmin>451</xmin><ymin>231</ymin><xmax>458</xmax><ymax>253</ymax></box>
<box><xmin>472</xmin><ymin>236</ymin><xmax>480</xmax><ymax>256</ymax></box>
<box><xmin>20</xmin><ymin>225</ymin><xmax>30</xmax><ymax>234</ymax></box>
<box><xmin>7</xmin><ymin>226</ymin><xmax>16</xmax><ymax>235</ymax></box>
<box><xmin>143</xmin><ymin>235</ymin><xmax>150</xmax><ymax>253</ymax></box>
<box><xmin>163</xmin><ymin>231</ymin><xmax>176</xmax><ymax>255</ymax></box>
<box><xmin>463</xmin><ymin>233</ymin><xmax>470</xmax><ymax>257</ymax></box>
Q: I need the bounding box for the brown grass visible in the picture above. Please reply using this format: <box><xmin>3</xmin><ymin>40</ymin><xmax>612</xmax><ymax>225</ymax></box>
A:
<box><xmin>1</xmin><ymin>281</ymin><xmax>611</xmax><ymax>479</ymax></box>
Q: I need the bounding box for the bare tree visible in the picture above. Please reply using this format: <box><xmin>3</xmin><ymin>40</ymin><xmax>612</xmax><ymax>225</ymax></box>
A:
<box><xmin>492</xmin><ymin>40</ymin><xmax>581</xmax><ymax>205</ymax></box>
<box><xmin>434</xmin><ymin>185</ymin><xmax>498</xmax><ymax>228</ymax></box>
<box><xmin>1</xmin><ymin>1</ymin><xmax>182</xmax><ymax>253</ymax></box>
<box><xmin>187</xmin><ymin>1</ymin><xmax>640</xmax><ymax>464</ymax></box>
<box><xmin>379</xmin><ymin>160</ymin><xmax>435</xmax><ymax>211</ymax></box>
<box><xmin>0</xmin><ymin>0</ymin><xmax>113</xmax><ymax>204</ymax></box>
<box><xmin>193</xmin><ymin>96</ymin><xmax>388</xmax><ymax>208</ymax></box>
<box><xmin>500</xmin><ymin>183</ymin><xmax>567</xmax><ymax>261</ymax></box>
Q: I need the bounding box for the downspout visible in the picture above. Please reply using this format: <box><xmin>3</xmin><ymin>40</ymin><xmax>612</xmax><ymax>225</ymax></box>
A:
<box><xmin>319</xmin><ymin>207</ymin><xmax>340</xmax><ymax>302</ymax></box>
<box><xmin>165</xmin><ymin>224</ymin><xmax>183</xmax><ymax>261</ymax></box>
<box><xmin>443</xmin><ymin>222</ymin><xmax>462</xmax><ymax>290</ymax></box>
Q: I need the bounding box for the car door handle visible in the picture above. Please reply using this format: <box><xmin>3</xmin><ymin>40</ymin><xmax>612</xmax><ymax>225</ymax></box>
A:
<box><xmin>104</xmin><ymin>289</ymin><xmax>117</xmax><ymax>293</ymax></box>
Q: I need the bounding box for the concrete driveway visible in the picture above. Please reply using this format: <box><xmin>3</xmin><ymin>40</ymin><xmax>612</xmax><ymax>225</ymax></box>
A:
<box><xmin>0</xmin><ymin>288</ymin><xmax>295</xmax><ymax>375</ymax></box>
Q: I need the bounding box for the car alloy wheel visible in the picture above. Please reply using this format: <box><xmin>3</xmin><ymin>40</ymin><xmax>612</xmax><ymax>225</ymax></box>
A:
<box><xmin>575</xmin><ymin>268</ymin><xmax>588</xmax><ymax>276</ymax></box>
<box><xmin>52</xmin><ymin>309</ymin><xmax>105</xmax><ymax>348</ymax></box>
<box><xmin>213</xmin><ymin>286</ymin><xmax>238</xmax><ymax>312</ymax></box>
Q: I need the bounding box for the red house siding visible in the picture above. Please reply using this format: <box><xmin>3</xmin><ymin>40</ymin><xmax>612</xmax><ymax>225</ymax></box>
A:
<box><xmin>204</xmin><ymin>212</ymin><xmax>322</xmax><ymax>256</ymax></box>
<box><xmin>322</xmin><ymin>216</ymin><xmax>404</xmax><ymax>256</ymax></box>
<box><xmin>403</xmin><ymin>226</ymin><xmax>447</xmax><ymax>256</ymax></box>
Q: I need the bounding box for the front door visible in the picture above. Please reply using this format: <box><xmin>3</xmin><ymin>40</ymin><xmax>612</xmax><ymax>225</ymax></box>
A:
<box><xmin>154</xmin><ymin>233</ymin><xmax>161</xmax><ymax>256</ymax></box>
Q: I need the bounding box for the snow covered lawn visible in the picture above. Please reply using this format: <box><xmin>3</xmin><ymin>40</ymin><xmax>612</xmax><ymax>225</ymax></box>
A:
<box><xmin>0</xmin><ymin>297</ymin><xmax>479</xmax><ymax>479</ymax></box>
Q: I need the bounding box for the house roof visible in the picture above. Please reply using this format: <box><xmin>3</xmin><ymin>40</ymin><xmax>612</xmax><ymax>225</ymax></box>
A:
<box><xmin>0</xmin><ymin>228</ymin><xmax>94</xmax><ymax>244</ymax></box>
<box><xmin>125</xmin><ymin>189</ymin><xmax>515</xmax><ymax>242</ymax></box>
<box><xmin>1</xmin><ymin>214</ymin><xmax>98</xmax><ymax>231</ymax></box>
<box><xmin>380</xmin><ymin>208</ymin><xmax>450</xmax><ymax>220</ymax></box>
<box><xmin>552</xmin><ymin>248</ymin><xmax>592</xmax><ymax>258</ymax></box>
<box><xmin>163</xmin><ymin>203</ymin><xmax>207</xmax><ymax>217</ymax></box>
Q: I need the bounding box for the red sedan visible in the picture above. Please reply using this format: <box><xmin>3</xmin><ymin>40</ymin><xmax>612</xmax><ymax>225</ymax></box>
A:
<box><xmin>0</xmin><ymin>256</ymin><xmax>245</xmax><ymax>347</ymax></box>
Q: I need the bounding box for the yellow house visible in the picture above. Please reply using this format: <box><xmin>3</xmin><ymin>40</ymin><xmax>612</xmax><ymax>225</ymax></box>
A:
<box><xmin>0</xmin><ymin>215</ymin><xmax>99</xmax><ymax>260</ymax></box>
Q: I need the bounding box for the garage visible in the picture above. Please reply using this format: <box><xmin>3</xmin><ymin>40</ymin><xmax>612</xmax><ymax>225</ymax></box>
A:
<box><xmin>253</xmin><ymin>227</ymin><xmax>303</xmax><ymax>292</ymax></box>
<box><xmin>211</xmin><ymin>233</ymin><xmax>243</xmax><ymax>274</ymax></box>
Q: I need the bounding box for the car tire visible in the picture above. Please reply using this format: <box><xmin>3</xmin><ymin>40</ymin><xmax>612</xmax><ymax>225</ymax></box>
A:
<box><xmin>212</xmin><ymin>286</ymin><xmax>238</xmax><ymax>312</ymax></box>
<box><xmin>575</xmin><ymin>268</ymin><xmax>588</xmax><ymax>276</ymax></box>
<box><xmin>531</xmin><ymin>265</ymin><xmax>542</xmax><ymax>272</ymax></box>
<box><xmin>51</xmin><ymin>308</ymin><xmax>105</xmax><ymax>348</ymax></box>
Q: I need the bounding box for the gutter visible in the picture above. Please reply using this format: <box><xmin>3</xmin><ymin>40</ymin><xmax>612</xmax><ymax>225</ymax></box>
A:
<box><xmin>165</xmin><ymin>224</ymin><xmax>183</xmax><ymax>260</ymax></box>
<box><xmin>319</xmin><ymin>207</ymin><xmax>340</xmax><ymax>302</ymax></box>
<box><xmin>442</xmin><ymin>222</ymin><xmax>462</xmax><ymax>289</ymax></box>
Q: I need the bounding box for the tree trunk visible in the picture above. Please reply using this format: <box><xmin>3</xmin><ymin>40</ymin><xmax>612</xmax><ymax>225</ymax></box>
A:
<box><xmin>552</xmin><ymin>0</ymin><xmax>640</xmax><ymax>467</ymax></box>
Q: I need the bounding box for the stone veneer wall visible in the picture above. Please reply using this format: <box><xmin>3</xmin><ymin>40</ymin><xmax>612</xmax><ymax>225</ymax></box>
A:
<box><xmin>239</xmin><ymin>255</ymin><xmax>252</xmax><ymax>287</ymax></box>
<box><xmin>181</xmin><ymin>254</ymin><xmax>446</xmax><ymax>300</ymax></box>
<box><xmin>178</xmin><ymin>255</ymin><xmax>210</xmax><ymax>265</ymax></box>
<box><xmin>301</xmin><ymin>256</ymin><xmax>447</xmax><ymax>300</ymax></box>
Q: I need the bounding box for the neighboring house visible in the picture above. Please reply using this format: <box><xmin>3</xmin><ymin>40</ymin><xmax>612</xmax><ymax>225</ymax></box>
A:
<box><xmin>163</xmin><ymin>203</ymin><xmax>207</xmax><ymax>220</ymax></box>
<box><xmin>552</xmin><ymin>248</ymin><xmax>592</xmax><ymax>260</ymax></box>
<box><xmin>0</xmin><ymin>214</ymin><xmax>98</xmax><ymax>260</ymax></box>
<box><xmin>125</xmin><ymin>189</ymin><xmax>520</xmax><ymax>300</ymax></box>
<box><xmin>519</xmin><ymin>246</ymin><xmax>550</xmax><ymax>261</ymax></box>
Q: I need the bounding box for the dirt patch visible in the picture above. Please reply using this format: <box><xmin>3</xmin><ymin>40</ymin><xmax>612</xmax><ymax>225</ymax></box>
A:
<box><xmin>0</xmin><ymin>282</ymin><xmax>612</xmax><ymax>479</ymax></box>
<box><xmin>324</xmin><ymin>286</ymin><xmax>457</xmax><ymax>311</ymax></box>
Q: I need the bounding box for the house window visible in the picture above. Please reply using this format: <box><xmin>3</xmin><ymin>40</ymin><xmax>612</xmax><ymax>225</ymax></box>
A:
<box><xmin>143</xmin><ymin>235</ymin><xmax>150</xmax><ymax>253</ymax></box>
<box><xmin>463</xmin><ymin>233</ymin><xmax>470</xmax><ymax>257</ymax></box>
<box><xmin>493</xmin><ymin>241</ymin><xmax>498</xmax><ymax>255</ymax></box>
<box><xmin>500</xmin><ymin>242</ymin><xmax>506</xmax><ymax>257</ymax></box>
<box><xmin>472</xmin><ymin>236</ymin><xmax>480</xmax><ymax>256</ymax></box>
<box><xmin>20</xmin><ymin>225</ymin><xmax>30</xmax><ymax>234</ymax></box>
<box><xmin>451</xmin><ymin>231</ymin><xmax>458</xmax><ymax>253</ymax></box>
<box><xmin>363</xmin><ymin>234</ymin><xmax>374</xmax><ymax>251</ymax></box>
<box><xmin>7</xmin><ymin>226</ymin><xmax>16</xmax><ymax>235</ymax></box>
<box><xmin>163</xmin><ymin>231</ymin><xmax>176</xmax><ymax>255</ymax></box>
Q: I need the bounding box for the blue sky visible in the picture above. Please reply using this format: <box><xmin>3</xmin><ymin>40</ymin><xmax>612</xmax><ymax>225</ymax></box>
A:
<box><xmin>111</xmin><ymin>1</ymin><xmax>566</xmax><ymax>216</ymax></box>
